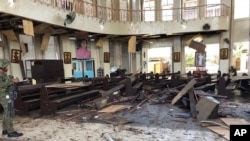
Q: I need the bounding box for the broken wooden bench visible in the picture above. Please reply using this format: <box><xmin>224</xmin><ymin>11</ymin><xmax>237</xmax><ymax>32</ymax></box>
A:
<box><xmin>194</xmin><ymin>76</ymin><xmax>215</xmax><ymax>92</ymax></box>
<box><xmin>40</xmin><ymin>82</ymin><xmax>100</xmax><ymax>115</ymax></box>
<box><xmin>94</xmin><ymin>75</ymin><xmax>142</xmax><ymax>109</ymax></box>
<box><xmin>15</xmin><ymin>82</ymin><xmax>54</xmax><ymax>115</ymax></box>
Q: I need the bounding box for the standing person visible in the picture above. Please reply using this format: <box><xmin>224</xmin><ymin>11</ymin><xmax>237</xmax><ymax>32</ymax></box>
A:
<box><xmin>76</xmin><ymin>39</ymin><xmax>91</xmax><ymax>59</ymax></box>
<box><xmin>229</xmin><ymin>66</ymin><xmax>237</xmax><ymax>76</ymax></box>
<box><xmin>0</xmin><ymin>59</ymin><xmax>23</xmax><ymax>138</ymax></box>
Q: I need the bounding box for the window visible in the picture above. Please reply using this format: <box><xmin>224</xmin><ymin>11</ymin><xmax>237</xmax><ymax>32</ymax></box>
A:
<box><xmin>234</xmin><ymin>0</ymin><xmax>250</xmax><ymax>19</ymax></box>
<box><xmin>206</xmin><ymin>0</ymin><xmax>221</xmax><ymax>17</ymax></box>
<box><xmin>205</xmin><ymin>44</ymin><xmax>219</xmax><ymax>73</ymax></box>
<box><xmin>183</xmin><ymin>0</ymin><xmax>198</xmax><ymax>20</ymax></box>
<box><xmin>143</xmin><ymin>0</ymin><xmax>155</xmax><ymax>21</ymax></box>
<box><xmin>162</xmin><ymin>0</ymin><xmax>173</xmax><ymax>21</ymax></box>
<box><xmin>148</xmin><ymin>47</ymin><xmax>172</xmax><ymax>73</ymax></box>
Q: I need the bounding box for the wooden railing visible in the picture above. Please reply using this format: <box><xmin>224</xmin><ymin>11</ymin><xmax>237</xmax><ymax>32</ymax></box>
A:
<box><xmin>34</xmin><ymin>0</ymin><xmax>229</xmax><ymax>22</ymax></box>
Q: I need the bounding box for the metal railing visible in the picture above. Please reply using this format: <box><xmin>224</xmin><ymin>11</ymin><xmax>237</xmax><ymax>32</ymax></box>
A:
<box><xmin>34</xmin><ymin>0</ymin><xmax>229</xmax><ymax>22</ymax></box>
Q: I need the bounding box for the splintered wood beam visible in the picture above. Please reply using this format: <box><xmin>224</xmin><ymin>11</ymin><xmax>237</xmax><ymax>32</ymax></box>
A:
<box><xmin>51</xmin><ymin>28</ymin><xmax>67</xmax><ymax>35</ymax></box>
<box><xmin>23</xmin><ymin>19</ymin><xmax>34</xmax><ymax>36</ymax></box>
<box><xmin>0</xmin><ymin>30</ymin><xmax>17</xmax><ymax>41</ymax></box>
<box><xmin>20</xmin><ymin>41</ymin><xmax>26</xmax><ymax>55</ymax></box>
<box><xmin>40</xmin><ymin>31</ymin><xmax>51</xmax><ymax>51</ymax></box>
<box><xmin>171</xmin><ymin>78</ymin><xmax>197</xmax><ymax>105</ymax></box>
<box><xmin>189</xmin><ymin>40</ymin><xmax>206</xmax><ymax>52</ymax></box>
<box><xmin>188</xmin><ymin>88</ymin><xmax>196</xmax><ymax>119</ymax></box>
<box><xmin>96</xmin><ymin>37</ymin><xmax>103</xmax><ymax>48</ymax></box>
<box><xmin>34</xmin><ymin>23</ymin><xmax>51</xmax><ymax>34</ymax></box>
<box><xmin>128</xmin><ymin>36</ymin><xmax>136</xmax><ymax>53</ymax></box>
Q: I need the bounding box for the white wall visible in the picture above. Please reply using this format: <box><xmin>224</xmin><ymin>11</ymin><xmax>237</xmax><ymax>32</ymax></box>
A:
<box><xmin>9</xmin><ymin>41</ymin><xmax>23</xmax><ymax>80</ymax></box>
<box><xmin>234</xmin><ymin>18</ymin><xmax>250</xmax><ymax>42</ymax></box>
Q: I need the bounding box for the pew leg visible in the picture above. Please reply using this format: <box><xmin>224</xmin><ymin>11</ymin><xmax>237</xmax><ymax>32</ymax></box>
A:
<box><xmin>40</xmin><ymin>102</ymin><xmax>57</xmax><ymax>115</ymax></box>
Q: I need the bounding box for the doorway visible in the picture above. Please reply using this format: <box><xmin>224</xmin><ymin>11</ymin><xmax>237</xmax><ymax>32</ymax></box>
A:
<box><xmin>147</xmin><ymin>47</ymin><xmax>172</xmax><ymax>73</ymax></box>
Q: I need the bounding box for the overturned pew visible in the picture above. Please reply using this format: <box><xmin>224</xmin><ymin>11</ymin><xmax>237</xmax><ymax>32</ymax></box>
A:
<box><xmin>94</xmin><ymin>74</ymin><xmax>142</xmax><ymax>109</ymax></box>
<box><xmin>171</xmin><ymin>78</ymin><xmax>197</xmax><ymax>118</ymax></box>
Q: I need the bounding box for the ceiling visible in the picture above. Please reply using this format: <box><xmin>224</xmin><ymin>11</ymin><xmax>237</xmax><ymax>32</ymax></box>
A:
<box><xmin>0</xmin><ymin>12</ymin><xmax>223</xmax><ymax>43</ymax></box>
<box><xmin>0</xmin><ymin>12</ymin><xmax>170</xmax><ymax>41</ymax></box>
<box><xmin>0</xmin><ymin>12</ymin><xmax>91</xmax><ymax>39</ymax></box>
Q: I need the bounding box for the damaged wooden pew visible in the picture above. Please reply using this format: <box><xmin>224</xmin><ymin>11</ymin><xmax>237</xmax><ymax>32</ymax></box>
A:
<box><xmin>15</xmin><ymin>82</ymin><xmax>54</xmax><ymax>115</ymax></box>
<box><xmin>94</xmin><ymin>74</ymin><xmax>143</xmax><ymax>109</ymax></box>
<box><xmin>40</xmin><ymin>82</ymin><xmax>100</xmax><ymax>115</ymax></box>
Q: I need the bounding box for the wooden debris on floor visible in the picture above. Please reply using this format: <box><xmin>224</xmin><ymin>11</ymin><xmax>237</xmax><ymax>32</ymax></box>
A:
<box><xmin>98</xmin><ymin>105</ymin><xmax>132</xmax><ymax>113</ymax></box>
<box><xmin>207</xmin><ymin>126</ymin><xmax>230</xmax><ymax>140</ymax></box>
<box><xmin>99</xmin><ymin>116</ymin><xmax>133</xmax><ymax>125</ymax></box>
<box><xmin>205</xmin><ymin>118</ymin><xmax>250</xmax><ymax>141</ymax></box>
<box><xmin>196</xmin><ymin>96</ymin><xmax>220</xmax><ymax>121</ymax></box>
<box><xmin>220</xmin><ymin>118</ymin><xmax>250</xmax><ymax>126</ymax></box>
<box><xmin>171</xmin><ymin>78</ymin><xmax>197</xmax><ymax>105</ymax></box>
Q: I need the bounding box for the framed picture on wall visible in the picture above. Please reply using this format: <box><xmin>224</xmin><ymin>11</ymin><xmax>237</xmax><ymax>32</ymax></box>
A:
<box><xmin>220</xmin><ymin>48</ymin><xmax>228</xmax><ymax>59</ymax></box>
<box><xmin>104</xmin><ymin>52</ymin><xmax>110</xmax><ymax>63</ymax></box>
<box><xmin>195</xmin><ymin>52</ymin><xmax>206</xmax><ymax>67</ymax></box>
<box><xmin>11</xmin><ymin>49</ymin><xmax>21</xmax><ymax>63</ymax></box>
<box><xmin>173</xmin><ymin>52</ymin><xmax>180</xmax><ymax>62</ymax></box>
<box><xmin>63</xmin><ymin>52</ymin><xmax>71</xmax><ymax>64</ymax></box>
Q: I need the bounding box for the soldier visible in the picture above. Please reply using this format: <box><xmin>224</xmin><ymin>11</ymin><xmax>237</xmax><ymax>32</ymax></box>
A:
<box><xmin>0</xmin><ymin>59</ymin><xmax>23</xmax><ymax>137</ymax></box>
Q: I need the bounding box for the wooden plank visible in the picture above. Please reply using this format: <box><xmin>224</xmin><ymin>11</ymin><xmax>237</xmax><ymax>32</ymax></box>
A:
<box><xmin>34</xmin><ymin>23</ymin><xmax>50</xmax><ymax>34</ymax></box>
<box><xmin>188</xmin><ymin>88</ymin><xmax>196</xmax><ymax>118</ymax></box>
<box><xmin>128</xmin><ymin>36</ymin><xmax>136</xmax><ymax>53</ymax></box>
<box><xmin>207</xmin><ymin>126</ymin><xmax>229</xmax><ymax>140</ymax></box>
<box><xmin>20</xmin><ymin>41</ymin><xmax>26</xmax><ymax>55</ymax></box>
<box><xmin>194</xmin><ymin>90</ymin><xmax>227</xmax><ymax>98</ymax></box>
<box><xmin>1</xmin><ymin>30</ymin><xmax>17</xmax><ymax>40</ymax></box>
<box><xmin>23</xmin><ymin>19</ymin><xmax>34</xmax><ymax>36</ymax></box>
<box><xmin>98</xmin><ymin>105</ymin><xmax>131</xmax><ymax>113</ymax></box>
<box><xmin>53</xmin><ymin>90</ymin><xmax>99</xmax><ymax>103</ymax></box>
<box><xmin>196</xmin><ymin>96</ymin><xmax>220</xmax><ymax>121</ymax></box>
<box><xmin>171</xmin><ymin>78</ymin><xmax>197</xmax><ymax>105</ymax></box>
<box><xmin>40</xmin><ymin>31</ymin><xmax>51</xmax><ymax>51</ymax></box>
<box><xmin>96</xmin><ymin>37</ymin><xmax>103</xmax><ymax>47</ymax></box>
<box><xmin>220</xmin><ymin>118</ymin><xmax>250</xmax><ymax>126</ymax></box>
<box><xmin>189</xmin><ymin>40</ymin><xmax>206</xmax><ymax>52</ymax></box>
<box><xmin>46</xmin><ymin>82</ymin><xmax>91</xmax><ymax>88</ymax></box>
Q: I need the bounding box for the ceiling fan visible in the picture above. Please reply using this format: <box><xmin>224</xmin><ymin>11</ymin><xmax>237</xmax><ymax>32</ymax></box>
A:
<box><xmin>64</xmin><ymin>12</ymin><xmax>76</xmax><ymax>26</ymax></box>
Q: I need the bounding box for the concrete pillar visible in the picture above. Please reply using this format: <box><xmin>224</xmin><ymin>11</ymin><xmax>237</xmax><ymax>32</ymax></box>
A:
<box><xmin>60</xmin><ymin>35</ymin><xmax>75</xmax><ymax>78</ymax></box>
<box><xmin>89</xmin><ymin>40</ymin><xmax>100</xmax><ymax>77</ymax></box>
<box><xmin>102</xmin><ymin>38</ymin><xmax>110</xmax><ymax>76</ymax></box>
<box><xmin>136</xmin><ymin>51</ymin><xmax>141</xmax><ymax>73</ymax></box>
<box><xmin>130</xmin><ymin>0</ymin><xmax>141</xmax><ymax>22</ymax></box>
<box><xmin>114</xmin><ymin>41</ymin><xmax>122</xmax><ymax>68</ymax></box>
<box><xmin>219</xmin><ymin>32</ymin><xmax>230</xmax><ymax>74</ymax></box>
<box><xmin>155</xmin><ymin>0</ymin><xmax>161</xmax><ymax>21</ymax></box>
<box><xmin>129</xmin><ymin>53</ymin><xmax>136</xmax><ymax>73</ymax></box>
<box><xmin>199</xmin><ymin>0</ymin><xmax>206</xmax><ymax>19</ymax></box>
<box><xmin>173</xmin><ymin>0</ymin><xmax>181</xmax><ymax>20</ymax></box>
<box><xmin>173</xmin><ymin>36</ymin><xmax>181</xmax><ymax>73</ymax></box>
<box><xmin>142</xmin><ymin>43</ymin><xmax>149</xmax><ymax>73</ymax></box>
<box><xmin>8</xmin><ymin>40</ymin><xmax>23</xmax><ymax>80</ymax></box>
